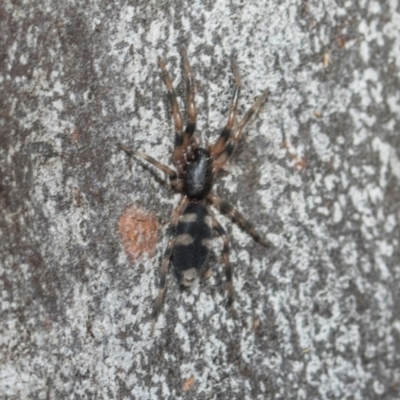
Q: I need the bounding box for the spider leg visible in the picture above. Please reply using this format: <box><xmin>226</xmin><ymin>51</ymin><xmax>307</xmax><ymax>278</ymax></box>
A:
<box><xmin>209</xmin><ymin>211</ymin><xmax>233</xmax><ymax>306</ymax></box>
<box><xmin>207</xmin><ymin>192</ymin><xmax>270</xmax><ymax>247</ymax></box>
<box><xmin>119</xmin><ymin>144</ymin><xmax>183</xmax><ymax>191</ymax></box>
<box><xmin>158</xmin><ymin>56</ymin><xmax>185</xmax><ymax>167</ymax></box>
<box><xmin>213</xmin><ymin>89</ymin><xmax>269</xmax><ymax>172</ymax></box>
<box><xmin>182</xmin><ymin>48</ymin><xmax>197</xmax><ymax>149</ymax></box>
<box><xmin>151</xmin><ymin>195</ymin><xmax>189</xmax><ymax>335</ymax></box>
<box><xmin>211</xmin><ymin>60</ymin><xmax>241</xmax><ymax>157</ymax></box>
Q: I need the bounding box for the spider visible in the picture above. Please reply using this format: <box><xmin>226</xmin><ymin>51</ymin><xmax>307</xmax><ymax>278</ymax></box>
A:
<box><xmin>119</xmin><ymin>49</ymin><xmax>270</xmax><ymax>334</ymax></box>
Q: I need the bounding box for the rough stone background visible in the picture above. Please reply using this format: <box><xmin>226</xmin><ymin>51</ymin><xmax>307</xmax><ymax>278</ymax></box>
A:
<box><xmin>1</xmin><ymin>0</ymin><xmax>400</xmax><ymax>399</ymax></box>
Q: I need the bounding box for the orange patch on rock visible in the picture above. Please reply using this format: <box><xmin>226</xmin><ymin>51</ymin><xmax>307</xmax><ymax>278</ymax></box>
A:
<box><xmin>71</xmin><ymin>127</ymin><xmax>80</xmax><ymax>141</ymax></box>
<box><xmin>252</xmin><ymin>318</ymin><xmax>261</xmax><ymax>332</ymax></box>
<box><xmin>281</xmin><ymin>140</ymin><xmax>307</xmax><ymax>171</ymax></box>
<box><xmin>336</xmin><ymin>35</ymin><xmax>346</xmax><ymax>48</ymax></box>
<box><xmin>118</xmin><ymin>205</ymin><xmax>158</xmax><ymax>261</ymax></box>
<box><xmin>313</xmin><ymin>110</ymin><xmax>323</xmax><ymax>118</ymax></box>
<box><xmin>322</xmin><ymin>51</ymin><xmax>331</xmax><ymax>69</ymax></box>
<box><xmin>182</xmin><ymin>376</ymin><xmax>196</xmax><ymax>392</ymax></box>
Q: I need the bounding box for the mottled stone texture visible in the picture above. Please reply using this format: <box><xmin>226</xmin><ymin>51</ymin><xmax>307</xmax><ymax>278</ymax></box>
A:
<box><xmin>1</xmin><ymin>0</ymin><xmax>399</xmax><ymax>399</ymax></box>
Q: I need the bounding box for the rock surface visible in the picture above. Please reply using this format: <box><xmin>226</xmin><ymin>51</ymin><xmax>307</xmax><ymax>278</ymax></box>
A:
<box><xmin>1</xmin><ymin>0</ymin><xmax>400</xmax><ymax>398</ymax></box>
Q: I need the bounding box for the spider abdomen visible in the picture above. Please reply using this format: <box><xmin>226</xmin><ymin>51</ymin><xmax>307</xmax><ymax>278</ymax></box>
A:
<box><xmin>172</xmin><ymin>202</ymin><xmax>213</xmax><ymax>286</ymax></box>
<box><xmin>184</xmin><ymin>148</ymin><xmax>213</xmax><ymax>199</ymax></box>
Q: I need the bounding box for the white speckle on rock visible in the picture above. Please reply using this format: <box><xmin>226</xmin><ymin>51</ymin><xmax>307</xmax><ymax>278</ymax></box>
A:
<box><xmin>359</xmin><ymin>41</ymin><xmax>370</xmax><ymax>63</ymax></box>
<box><xmin>332</xmin><ymin>201</ymin><xmax>343</xmax><ymax>223</ymax></box>
<box><xmin>373</xmin><ymin>380</ymin><xmax>385</xmax><ymax>395</ymax></box>
<box><xmin>369</xmin><ymin>1</ymin><xmax>382</xmax><ymax>14</ymax></box>
<box><xmin>311</xmin><ymin>125</ymin><xmax>332</xmax><ymax>163</ymax></box>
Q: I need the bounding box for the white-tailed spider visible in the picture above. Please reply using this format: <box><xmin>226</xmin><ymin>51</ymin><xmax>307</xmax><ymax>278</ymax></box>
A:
<box><xmin>119</xmin><ymin>49</ymin><xmax>270</xmax><ymax>334</ymax></box>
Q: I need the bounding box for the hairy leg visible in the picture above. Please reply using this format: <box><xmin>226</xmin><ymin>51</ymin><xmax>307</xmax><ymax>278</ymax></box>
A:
<box><xmin>158</xmin><ymin>56</ymin><xmax>185</xmax><ymax>168</ymax></box>
<box><xmin>209</xmin><ymin>212</ymin><xmax>233</xmax><ymax>305</ymax></box>
<box><xmin>151</xmin><ymin>195</ymin><xmax>189</xmax><ymax>335</ymax></box>
<box><xmin>119</xmin><ymin>144</ymin><xmax>183</xmax><ymax>191</ymax></box>
<box><xmin>182</xmin><ymin>48</ymin><xmax>198</xmax><ymax>149</ymax></box>
<box><xmin>213</xmin><ymin>89</ymin><xmax>269</xmax><ymax>172</ymax></box>
<box><xmin>207</xmin><ymin>192</ymin><xmax>270</xmax><ymax>247</ymax></box>
<box><xmin>211</xmin><ymin>60</ymin><xmax>242</xmax><ymax>157</ymax></box>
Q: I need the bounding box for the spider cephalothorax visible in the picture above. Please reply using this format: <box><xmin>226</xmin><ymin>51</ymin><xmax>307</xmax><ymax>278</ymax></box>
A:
<box><xmin>184</xmin><ymin>147</ymin><xmax>213</xmax><ymax>198</ymax></box>
<box><xmin>120</xmin><ymin>49</ymin><xmax>270</xmax><ymax>334</ymax></box>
